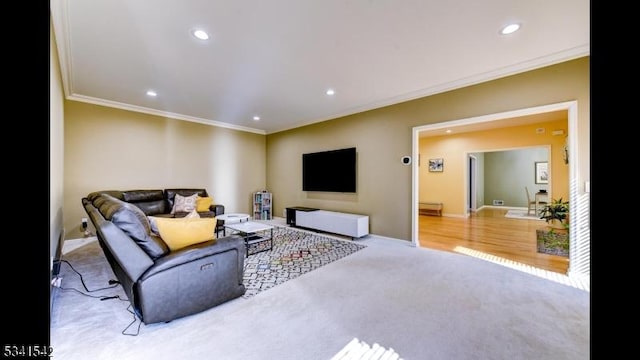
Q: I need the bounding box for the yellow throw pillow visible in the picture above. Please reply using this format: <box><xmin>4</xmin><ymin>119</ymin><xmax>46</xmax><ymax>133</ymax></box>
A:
<box><xmin>196</xmin><ymin>196</ymin><xmax>213</xmax><ymax>212</ymax></box>
<box><xmin>154</xmin><ymin>217</ymin><xmax>216</xmax><ymax>251</ymax></box>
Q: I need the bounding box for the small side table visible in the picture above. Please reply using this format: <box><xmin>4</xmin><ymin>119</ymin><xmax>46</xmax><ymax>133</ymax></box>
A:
<box><xmin>216</xmin><ymin>213</ymin><xmax>250</xmax><ymax>237</ymax></box>
<box><xmin>419</xmin><ymin>202</ymin><xmax>443</xmax><ymax>216</ymax></box>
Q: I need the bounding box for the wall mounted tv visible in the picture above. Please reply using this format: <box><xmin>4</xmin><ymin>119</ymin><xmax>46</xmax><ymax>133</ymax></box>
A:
<box><xmin>302</xmin><ymin>147</ymin><xmax>356</xmax><ymax>192</ymax></box>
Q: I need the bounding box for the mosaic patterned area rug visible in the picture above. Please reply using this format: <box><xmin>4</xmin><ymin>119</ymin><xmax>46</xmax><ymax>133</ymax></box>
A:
<box><xmin>242</xmin><ymin>227</ymin><xmax>366</xmax><ymax>298</ymax></box>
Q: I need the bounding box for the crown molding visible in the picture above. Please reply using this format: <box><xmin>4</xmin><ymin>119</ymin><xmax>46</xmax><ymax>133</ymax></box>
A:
<box><xmin>50</xmin><ymin>0</ymin><xmax>73</xmax><ymax>99</ymax></box>
<box><xmin>269</xmin><ymin>45</ymin><xmax>589</xmax><ymax>134</ymax></box>
<box><xmin>52</xmin><ymin>0</ymin><xmax>588</xmax><ymax>136</ymax></box>
<box><xmin>51</xmin><ymin>1</ymin><xmax>264</xmax><ymax>135</ymax></box>
<box><xmin>67</xmin><ymin>94</ymin><xmax>267</xmax><ymax>135</ymax></box>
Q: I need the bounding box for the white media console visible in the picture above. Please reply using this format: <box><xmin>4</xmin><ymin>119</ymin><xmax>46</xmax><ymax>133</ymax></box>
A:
<box><xmin>291</xmin><ymin>208</ymin><xmax>369</xmax><ymax>239</ymax></box>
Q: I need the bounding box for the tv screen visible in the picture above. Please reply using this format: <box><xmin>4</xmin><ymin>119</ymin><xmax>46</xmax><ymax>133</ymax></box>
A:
<box><xmin>302</xmin><ymin>147</ymin><xmax>356</xmax><ymax>192</ymax></box>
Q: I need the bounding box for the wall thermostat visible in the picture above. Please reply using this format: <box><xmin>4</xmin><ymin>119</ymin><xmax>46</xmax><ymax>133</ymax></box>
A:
<box><xmin>401</xmin><ymin>156</ymin><xmax>412</xmax><ymax>165</ymax></box>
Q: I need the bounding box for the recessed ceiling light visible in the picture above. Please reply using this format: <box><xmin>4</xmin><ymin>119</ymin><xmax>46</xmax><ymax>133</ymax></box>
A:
<box><xmin>445</xmin><ymin>129</ymin><xmax>452</xmax><ymax>134</ymax></box>
<box><xmin>253</xmin><ymin>116</ymin><xmax>260</xmax><ymax>121</ymax></box>
<box><xmin>326</xmin><ymin>89</ymin><xmax>335</xmax><ymax>96</ymax></box>
<box><xmin>500</xmin><ymin>23</ymin><xmax>521</xmax><ymax>35</ymax></box>
<box><xmin>192</xmin><ymin>29</ymin><xmax>209</xmax><ymax>40</ymax></box>
<box><xmin>146</xmin><ymin>90</ymin><xmax>157</xmax><ymax>97</ymax></box>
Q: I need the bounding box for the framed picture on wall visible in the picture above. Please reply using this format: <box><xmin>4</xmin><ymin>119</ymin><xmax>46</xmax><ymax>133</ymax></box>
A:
<box><xmin>428</xmin><ymin>158</ymin><xmax>444</xmax><ymax>172</ymax></box>
<box><xmin>535</xmin><ymin>161</ymin><xmax>549</xmax><ymax>184</ymax></box>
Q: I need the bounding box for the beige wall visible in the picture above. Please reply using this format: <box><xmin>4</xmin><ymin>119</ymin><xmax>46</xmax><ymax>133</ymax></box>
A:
<box><xmin>50</xmin><ymin>16</ymin><xmax>65</xmax><ymax>264</ymax></box>
<box><xmin>419</xmin><ymin>119</ymin><xmax>569</xmax><ymax>216</ymax></box>
<box><xmin>266</xmin><ymin>57</ymin><xmax>589</xmax><ymax>240</ymax></box>
<box><xmin>60</xmin><ymin>57</ymin><xmax>589</xmax><ymax>241</ymax></box>
<box><xmin>63</xmin><ymin>102</ymin><xmax>266</xmax><ymax>239</ymax></box>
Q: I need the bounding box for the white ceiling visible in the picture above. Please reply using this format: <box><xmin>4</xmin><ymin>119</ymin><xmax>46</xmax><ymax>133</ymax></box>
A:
<box><xmin>51</xmin><ymin>0</ymin><xmax>590</xmax><ymax>135</ymax></box>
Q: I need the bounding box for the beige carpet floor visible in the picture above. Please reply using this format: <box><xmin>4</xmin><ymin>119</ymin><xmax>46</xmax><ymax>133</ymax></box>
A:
<box><xmin>50</xmin><ymin>230</ymin><xmax>589</xmax><ymax>360</ymax></box>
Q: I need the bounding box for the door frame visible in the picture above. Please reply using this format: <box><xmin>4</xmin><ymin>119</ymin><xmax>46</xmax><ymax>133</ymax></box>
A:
<box><xmin>411</xmin><ymin>100</ymin><xmax>588</xmax><ymax>278</ymax></box>
<box><xmin>467</xmin><ymin>154</ymin><xmax>477</xmax><ymax>213</ymax></box>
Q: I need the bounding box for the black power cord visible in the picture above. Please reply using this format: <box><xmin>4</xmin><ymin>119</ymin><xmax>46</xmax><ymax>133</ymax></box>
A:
<box><xmin>122</xmin><ymin>303</ymin><xmax>143</xmax><ymax>336</ymax></box>
<box><xmin>54</xmin><ymin>259</ymin><xmax>143</xmax><ymax>336</ymax></box>
<box><xmin>54</xmin><ymin>259</ymin><xmax>120</xmax><ymax>295</ymax></box>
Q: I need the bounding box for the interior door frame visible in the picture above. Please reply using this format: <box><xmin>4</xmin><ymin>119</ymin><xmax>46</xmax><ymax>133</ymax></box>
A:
<box><xmin>411</xmin><ymin>100</ymin><xmax>588</xmax><ymax>278</ymax></box>
<box><xmin>468</xmin><ymin>154</ymin><xmax>477</xmax><ymax>213</ymax></box>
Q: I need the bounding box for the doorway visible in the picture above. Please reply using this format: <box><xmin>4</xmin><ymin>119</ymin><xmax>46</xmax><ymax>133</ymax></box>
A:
<box><xmin>467</xmin><ymin>155</ymin><xmax>477</xmax><ymax>213</ymax></box>
<box><xmin>411</xmin><ymin>101</ymin><xmax>589</xmax><ymax>279</ymax></box>
<box><xmin>467</xmin><ymin>146</ymin><xmax>552</xmax><ymax>210</ymax></box>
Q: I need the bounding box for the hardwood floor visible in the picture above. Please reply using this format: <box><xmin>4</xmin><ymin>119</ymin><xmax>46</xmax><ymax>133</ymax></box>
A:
<box><xmin>418</xmin><ymin>208</ymin><xmax>569</xmax><ymax>274</ymax></box>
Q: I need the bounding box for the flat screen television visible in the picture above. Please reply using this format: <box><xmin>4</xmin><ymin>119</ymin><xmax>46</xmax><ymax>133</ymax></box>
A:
<box><xmin>302</xmin><ymin>147</ymin><xmax>356</xmax><ymax>192</ymax></box>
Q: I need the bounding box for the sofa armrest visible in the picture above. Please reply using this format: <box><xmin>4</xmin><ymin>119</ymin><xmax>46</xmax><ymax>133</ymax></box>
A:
<box><xmin>141</xmin><ymin>235</ymin><xmax>244</xmax><ymax>280</ymax></box>
<box><xmin>83</xmin><ymin>198</ymin><xmax>154</xmax><ymax>282</ymax></box>
<box><xmin>135</xmin><ymin>234</ymin><xmax>247</xmax><ymax>324</ymax></box>
<box><xmin>210</xmin><ymin>204</ymin><xmax>225</xmax><ymax>216</ymax></box>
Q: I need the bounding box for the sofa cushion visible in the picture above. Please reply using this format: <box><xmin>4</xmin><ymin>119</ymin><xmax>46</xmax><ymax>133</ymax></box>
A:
<box><xmin>196</xmin><ymin>196</ymin><xmax>213</xmax><ymax>212</ymax></box>
<box><xmin>122</xmin><ymin>189</ymin><xmax>162</xmax><ymax>202</ymax></box>
<box><xmin>123</xmin><ymin>190</ymin><xmax>167</xmax><ymax>215</ymax></box>
<box><xmin>133</xmin><ymin>200</ymin><xmax>167</xmax><ymax>216</ymax></box>
<box><xmin>165</xmin><ymin>189</ymin><xmax>208</xmax><ymax>212</ymax></box>
<box><xmin>88</xmin><ymin>190</ymin><xmax>124</xmax><ymax>202</ymax></box>
<box><xmin>174</xmin><ymin>211</ymin><xmax>216</xmax><ymax>218</ymax></box>
<box><xmin>97</xmin><ymin>194</ymin><xmax>169</xmax><ymax>259</ymax></box>
<box><xmin>171</xmin><ymin>193</ymin><xmax>198</xmax><ymax>214</ymax></box>
<box><xmin>154</xmin><ymin>217</ymin><xmax>217</xmax><ymax>251</ymax></box>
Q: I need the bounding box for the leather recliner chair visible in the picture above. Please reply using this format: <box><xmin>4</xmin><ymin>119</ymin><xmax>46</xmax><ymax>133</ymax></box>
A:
<box><xmin>82</xmin><ymin>192</ymin><xmax>246</xmax><ymax>324</ymax></box>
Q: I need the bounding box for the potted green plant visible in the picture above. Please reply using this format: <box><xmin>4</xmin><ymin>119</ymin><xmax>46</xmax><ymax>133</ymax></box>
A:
<box><xmin>538</xmin><ymin>197</ymin><xmax>569</xmax><ymax>230</ymax></box>
<box><xmin>536</xmin><ymin>198</ymin><xmax>569</xmax><ymax>257</ymax></box>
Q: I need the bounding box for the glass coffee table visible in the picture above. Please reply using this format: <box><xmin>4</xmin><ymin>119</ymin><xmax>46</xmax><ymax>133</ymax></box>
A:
<box><xmin>223</xmin><ymin>221</ymin><xmax>274</xmax><ymax>257</ymax></box>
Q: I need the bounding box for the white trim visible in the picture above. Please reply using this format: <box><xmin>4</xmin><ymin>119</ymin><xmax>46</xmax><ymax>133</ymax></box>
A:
<box><xmin>566</xmin><ymin>102</ymin><xmax>589</xmax><ymax>277</ymax></box>
<box><xmin>411</xmin><ymin>101</ymin><xmax>588</xmax><ymax>278</ymax></box>
<box><xmin>271</xmin><ymin>47</ymin><xmax>589</xmax><ymax>135</ymax></box>
<box><xmin>66</xmin><ymin>94</ymin><xmax>267</xmax><ymax>135</ymax></box>
<box><xmin>468</xmin><ymin>154</ymin><xmax>478</xmax><ymax>212</ymax></box>
<box><xmin>414</xmin><ymin>102</ymin><xmax>576</xmax><ymax>134</ymax></box>
<box><xmin>51</xmin><ymin>0</ymin><xmax>588</xmax><ymax>136</ymax></box>
<box><xmin>50</xmin><ymin>1</ymin><xmax>265</xmax><ymax>136</ymax></box>
<box><xmin>50</xmin><ymin>0</ymin><xmax>73</xmax><ymax>98</ymax></box>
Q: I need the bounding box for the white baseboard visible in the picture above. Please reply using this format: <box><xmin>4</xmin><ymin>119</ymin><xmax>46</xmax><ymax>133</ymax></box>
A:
<box><xmin>63</xmin><ymin>236</ymin><xmax>98</xmax><ymax>255</ymax></box>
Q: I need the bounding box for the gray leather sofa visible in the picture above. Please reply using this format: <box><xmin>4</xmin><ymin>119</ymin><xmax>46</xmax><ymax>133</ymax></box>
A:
<box><xmin>82</xmin><ymin>190</ymin><xmax>246</xmax><ymax>324</ymax></box>
<box><xmin>97</xmin><ymin>188</ymin><xmax>225</xmax><ymax>218</ymax></box>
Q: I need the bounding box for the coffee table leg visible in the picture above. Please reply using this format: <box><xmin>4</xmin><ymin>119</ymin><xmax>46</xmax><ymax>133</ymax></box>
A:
<box><xmin>245</xmin><ymin>233</ymin><xmax>249</xmax><ymax>258</ymax></box>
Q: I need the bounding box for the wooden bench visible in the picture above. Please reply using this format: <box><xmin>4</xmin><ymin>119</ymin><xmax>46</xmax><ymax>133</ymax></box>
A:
<box><xmin>419</xmin><ymin>202</ymin><xmax>443</xmax><ymax>216</ymax></box>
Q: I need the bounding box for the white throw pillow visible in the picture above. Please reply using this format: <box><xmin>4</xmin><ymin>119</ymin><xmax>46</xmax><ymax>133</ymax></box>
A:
<box><xmin>184</xmin><ymin>209</ymin><xmax>201</xmax><ymax>218</ymax></box>
<box><xmin>171</xmin><ymin>193</ymin><xmax>198</xmax><ymax>214</ymax></box>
